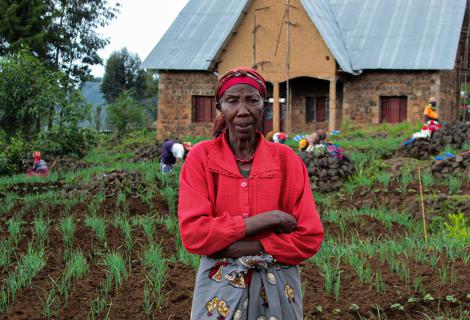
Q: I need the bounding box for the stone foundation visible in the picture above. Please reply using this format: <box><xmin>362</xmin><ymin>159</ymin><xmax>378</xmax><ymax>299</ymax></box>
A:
<box><xmin>157</xmin><ymin>71</ymin><xmax>217</xmax><ymax>140</ymax></box>
<box><xmin>342</xmin><ymin>71</ymin><xmax>457</xmax><ymax>126</ymax></box>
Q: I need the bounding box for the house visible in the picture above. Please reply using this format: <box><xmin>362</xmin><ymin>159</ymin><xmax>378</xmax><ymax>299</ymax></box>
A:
<box><xmin>142</xmin><ymin>0</ymin><xmax>469</xmax><ymax>139</ymax></box>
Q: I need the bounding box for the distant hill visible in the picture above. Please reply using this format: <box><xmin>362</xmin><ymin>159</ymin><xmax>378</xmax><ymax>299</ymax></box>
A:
<box><xmin>81</xmin><ymin>81</ymin><xmax>110</xmax><ymax>130</ymax></box>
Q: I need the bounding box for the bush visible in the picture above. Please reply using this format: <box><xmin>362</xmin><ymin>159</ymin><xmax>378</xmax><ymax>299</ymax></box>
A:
<box><xmin>35</xmin><ymin>126</ymin><xmax>98</xmax><ymax>158</ymax></box>
<box><xmin>0</xmin><ymin>135</ymin><xmax>30</xmax><ymax>175</ymax></box>
<box><xmin>107</xmin><ymin>91</ymin><xmax>145</xmax><ymax>136</ymax></box>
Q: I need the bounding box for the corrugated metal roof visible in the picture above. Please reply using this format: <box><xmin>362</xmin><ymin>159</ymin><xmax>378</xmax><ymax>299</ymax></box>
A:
<box><xmin>143</xmin><ymin>0</ymin><xmax>466</xmax><ymax>73</ymax></box>
<box><xmin>141</xmin><ymin>0</ymin><xmax>251</xmax><ymax>70</ymax></box>
<box><xmin>300</xmin><ymin>0</ymin><xmax>354</xmax><ymax>73</ymax></box>
<box><xmin>305</xmin><ymin>0</ymin><xmax>466</xmax><ymax>72</ymax></box>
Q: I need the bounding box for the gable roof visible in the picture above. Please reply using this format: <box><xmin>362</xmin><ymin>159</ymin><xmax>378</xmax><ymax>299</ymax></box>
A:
<box><xmin>305</xmin><ymin>0</ymin><xmax>467</xmax><ymax>73</ymax></box>
<box><xmin>141</xmin><ymin>0</ymin><xmax>250</xmax><ymax>71</ymax></box>
<box><xmin>142</xmin><ymin>0</ymin><xmax>466</xmax><ymax>74</ymax></box>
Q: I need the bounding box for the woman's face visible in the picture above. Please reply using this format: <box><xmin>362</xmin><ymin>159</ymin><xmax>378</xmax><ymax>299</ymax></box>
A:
<box><xmin>219</xmin><ymin>84</ymin><xmax>264</xmax><ymax>139</ymax></box>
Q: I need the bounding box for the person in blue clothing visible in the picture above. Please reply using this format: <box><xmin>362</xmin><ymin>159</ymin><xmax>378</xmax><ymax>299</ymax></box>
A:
<box><xmin>160</xmin><ymin>140</ymin><xmax>192</xmax><ymax>173</ymax></box>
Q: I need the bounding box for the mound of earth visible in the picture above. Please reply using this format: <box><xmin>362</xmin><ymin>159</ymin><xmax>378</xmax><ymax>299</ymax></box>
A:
<box><xmin>66</xmin><ymin>169</ymin><xmax>147</xmax><ymax>198</ymax></box>
<box><xmin>431</xmin><ymin>152</ymin><xmax>470</xmax><ymax>178</ymax></box>
<box><xmin>395</xmin><ymin>121</ymin><xmax>470</xmax><ymax>160</ymax></box>
<box><xmin>299</xmin><ymin>151</ymin><xmax>355</xmax><ymax>193</ymax></box>
<box><xmin>131</xmin><ymin>142</ymin><xmax>162</xmax><ymax>162</ymax></box>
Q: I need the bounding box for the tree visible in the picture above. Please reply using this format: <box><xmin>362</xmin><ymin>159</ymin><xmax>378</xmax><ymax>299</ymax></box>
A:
<box><xmin>101</xmin><ymin>48</ymin><xmax>147</xmax><ymax>104</ymax></box>
<box><xmin>0</xmin><ymin>0</ymin><xmax>119</xmax><ymax>84</ymax></box>
<box><xmin>0</xmin><ymin>0</ymin><xmax>54</xmax><ymax>59</ymax></box>
<box><xmin>107</xmin><ymin>90</ymin><xmax>144</xmax><ymax>135</ymax></box>
<box><xmin>0</xmin><ymin>50</ymin><xmax>63</xmax><ymax>139</ymax></box>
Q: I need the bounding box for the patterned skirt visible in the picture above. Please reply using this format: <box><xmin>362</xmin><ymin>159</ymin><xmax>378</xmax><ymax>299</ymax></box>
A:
<box><xmin>191</xmin><ymin>255</ymin><xmax>302</xmax><ymax>320</ymax></box>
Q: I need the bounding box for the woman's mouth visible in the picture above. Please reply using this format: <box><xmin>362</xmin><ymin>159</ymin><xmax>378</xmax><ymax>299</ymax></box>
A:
<box><xmin>234</xmin><ymin>123</ymin><xmax>253</xmax><ymax>131</ymax></box>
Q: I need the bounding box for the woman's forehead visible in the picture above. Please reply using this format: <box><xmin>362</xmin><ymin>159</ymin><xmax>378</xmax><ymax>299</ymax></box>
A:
<box><xmin>223</xmin><ymin>84</ymin><xmax>261</xmax><ymax>96</ymax></box>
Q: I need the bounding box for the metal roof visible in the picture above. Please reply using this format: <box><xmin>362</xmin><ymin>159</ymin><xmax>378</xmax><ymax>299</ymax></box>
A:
<box><xmin>143</xmin><ymin>0</ymin><xmax>466</xmax><ymax>74</ymax></box>
<box><xmin>141</xmin><ymin>0</ymin><xmax>251</xmax><ymax>71</ymax></box>
<box><xmin>300</xmin><ymin>0</ymin><xmax>354</xmax><ymax>73</ymax></box>
<box><xmin>305</xmin><ymin>0</ymin><xmax>466</xmax><ymax>73</ymax></box>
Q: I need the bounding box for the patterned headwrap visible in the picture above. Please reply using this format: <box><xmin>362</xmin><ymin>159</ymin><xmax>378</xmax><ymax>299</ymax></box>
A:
<box><xmin>213</xmin><ymin>67</ymin><xmax>267</xmax><ymax>137</ymax></box>
<box><xmin>216</xmin><ymin>67</ymin><xmax>267</xmax><ymax>101</ymax></box>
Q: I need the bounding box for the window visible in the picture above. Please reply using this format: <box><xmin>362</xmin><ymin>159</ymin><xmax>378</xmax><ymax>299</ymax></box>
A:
<box><xmin>380</xmin><ymin>96</ymin><xmax>407</xmax><ymax>123</ymax></box>
<box><xmin>306</xmin><ymin>97</ymin><xmax>329</xmax><ymax>122</ymax></box>
<box><xmin>192</xmin><ymin>96</ymin><xmax>216</xmax><ymax>122</ymax></box>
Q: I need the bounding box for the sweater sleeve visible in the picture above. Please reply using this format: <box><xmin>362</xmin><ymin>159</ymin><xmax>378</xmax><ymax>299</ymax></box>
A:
<box><xmin>259</xmin><ymin>156</ymin><xmax>324</xmax><ymax>265</ymax></box>
<box><xmin>178</xmin><ymin>151</ymin><xmax>246</xmax><ymax>256</ymax></box>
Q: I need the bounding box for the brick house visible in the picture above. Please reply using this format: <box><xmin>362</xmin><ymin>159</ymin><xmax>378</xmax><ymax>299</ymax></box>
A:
<box><xmin>142</xmin><ymin>0</ymin><xmax>468</xmax><ymax>139</ymax></box>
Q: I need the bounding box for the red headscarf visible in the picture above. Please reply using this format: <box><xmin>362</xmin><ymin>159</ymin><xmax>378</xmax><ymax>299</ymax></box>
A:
<box><xmin>213</xmin><ymin>67</ymin><xmax>267</xmax><ymax>137</ymax></box>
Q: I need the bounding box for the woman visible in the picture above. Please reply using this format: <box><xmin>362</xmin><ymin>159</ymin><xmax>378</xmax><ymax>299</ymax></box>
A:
<box><xmin>178</xmin><ymin>67</ymin><xmax>324</xmax><ymax>320</ymax></box>
<box><xmin>160</xmin><ymin>140</ymin><xmax>192</xmax><ymax>174</ymax></box>
<box><xmin>27</xmin><ymin>151</ymin><xmax>48</xmax><ymax>176</ymax></box>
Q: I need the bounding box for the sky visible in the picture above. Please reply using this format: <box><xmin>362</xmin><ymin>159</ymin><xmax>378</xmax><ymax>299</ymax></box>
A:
<box><xmin>90</xmin><ymin>0</ymin><xmax>189</xmax><ymax>78</ymax></box>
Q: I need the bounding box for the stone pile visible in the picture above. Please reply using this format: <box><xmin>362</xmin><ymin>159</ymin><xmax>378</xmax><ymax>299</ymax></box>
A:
<box><xmin>431</xmin><ymin>152</ymin><xmax>470</xmax><ymax>178</ymax></box>
<box><xmin>52</xmin><ymin>156</ymin><xmax>88</xmax><ymax>172</ymax></box>
<box><xmin>299</xmin><ymin>152</ymin><xmax>355</xmax><ymax>193</ymax></box>
<box><xmin>131</xmin><ymin>142</ymin><xmax>162</xmax><ymax>162</ymax></box>
<box><xmin>396</xmin><ymin>121</ymin><xmax>470</xmax><ymax>160</ymax></box>
<box><xmin>66</xmin><ymin>169</ymin><xmax>146</xmax><ymax>198</ymax></box>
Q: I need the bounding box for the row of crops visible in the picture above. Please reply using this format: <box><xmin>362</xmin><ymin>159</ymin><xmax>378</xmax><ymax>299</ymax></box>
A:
<box><xmin>0</xmin><ymin>127</ymin><xmax>468</xmax><ymax>319</ymax></box>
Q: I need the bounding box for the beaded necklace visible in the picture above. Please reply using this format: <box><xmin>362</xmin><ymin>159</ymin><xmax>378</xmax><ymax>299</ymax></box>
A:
<box><xmin>226</xmin><ymin>132</ymin><xmax>258</xmax><ymax>164</ymax></box>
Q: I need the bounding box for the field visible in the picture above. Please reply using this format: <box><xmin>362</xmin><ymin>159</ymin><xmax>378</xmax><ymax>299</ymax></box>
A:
<box><xmin>0</xmin><ymin>124</ymin><xmax>469</xmax><ymax>320</ymax></box>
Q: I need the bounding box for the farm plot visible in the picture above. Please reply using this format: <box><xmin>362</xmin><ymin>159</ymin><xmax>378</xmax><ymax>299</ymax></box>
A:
<box><xmin>0</xmin><ymin>127</ymin><xmax>468</xmax><ymax>320</ymax></box>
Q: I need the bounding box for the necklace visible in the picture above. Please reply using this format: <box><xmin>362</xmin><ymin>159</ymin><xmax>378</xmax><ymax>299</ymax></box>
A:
<box><xmin>234</xmin><ymin>152</ymin><xmax>256</xmax><ymax>164</ymax></box>
<box><xmin>226</xmin><ymin>132</ymin><xmax>257</xmax><ymax>164</ymax></box>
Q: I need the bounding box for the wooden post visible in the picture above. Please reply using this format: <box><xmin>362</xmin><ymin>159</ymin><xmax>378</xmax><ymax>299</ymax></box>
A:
<box><xmin>329</xmin><ymin>77</ymin><xmax>337</xmax><ymax>132</ymax></box>
<box><xmin>273</xmin><ymin>82</ymin><xmax>280</xmax><ymax>132</ymax></box>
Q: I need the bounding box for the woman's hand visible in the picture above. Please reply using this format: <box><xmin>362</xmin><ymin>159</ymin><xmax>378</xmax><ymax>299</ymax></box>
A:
<box><xmin>269</xmin><ymin>210</ymin><xmax>297</xmax><ymax>234</ymax></box>
<box><xmin>244</xmin><ymin>210</ymin><xmax>297</xmax><ymax>237</ymax></box>
<box><xmin>209</xmin><ymin>240</ymin><xmax>264</xmax><ymax>259</ymax></box>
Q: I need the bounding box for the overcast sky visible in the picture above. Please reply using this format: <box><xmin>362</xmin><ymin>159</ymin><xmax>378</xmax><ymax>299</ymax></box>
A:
<box><xmin>90</xmin><ymin>0</ymin><xmax>189</xmax><ymax>78</ymax></box>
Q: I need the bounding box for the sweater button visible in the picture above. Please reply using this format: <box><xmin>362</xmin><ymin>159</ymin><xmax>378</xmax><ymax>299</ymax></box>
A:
<box><xmin>241</xmin><ymin>181</ymin><xmax>247</xmax><ymax>188</ymax></box>
<box><xmin>242</xmin><ymin>212</ymin><xmax>248</xmax><ymax>218</ymax></box>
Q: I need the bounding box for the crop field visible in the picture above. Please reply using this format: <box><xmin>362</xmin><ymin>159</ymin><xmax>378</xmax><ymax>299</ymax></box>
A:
<box><xmin>0</xmin><ymin>125</ymin><xmax>468</xmax><ymax>320</ymax></box>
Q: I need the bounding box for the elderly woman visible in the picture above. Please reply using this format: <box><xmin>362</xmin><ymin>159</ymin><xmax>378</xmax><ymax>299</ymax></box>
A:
<box><xmin>178</xmin><ymin>67</ymin><xmax>324</xmax><ymax>320</ymax></box>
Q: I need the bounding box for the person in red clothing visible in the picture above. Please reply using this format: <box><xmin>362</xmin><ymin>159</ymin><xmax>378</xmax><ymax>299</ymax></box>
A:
<box><xmin>178</xmin><ymin>67</ymin><xmax>323</xmax><ymax>320</ymax></box>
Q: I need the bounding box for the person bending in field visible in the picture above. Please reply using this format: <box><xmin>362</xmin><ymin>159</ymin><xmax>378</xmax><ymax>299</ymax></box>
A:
<box><xmin>160</xmin><ymin>140</ymin><xmax>192</xmax><ymax>174</ymax></box>
<box><xmin>178</xmin><ymin>67</ymin><xmax>324</xmax><ymax>320</ymax></box>
<box><xmin>27</xmin><ymin>151</ymin><xmax>48</xmax><ymax>177</ymax></box>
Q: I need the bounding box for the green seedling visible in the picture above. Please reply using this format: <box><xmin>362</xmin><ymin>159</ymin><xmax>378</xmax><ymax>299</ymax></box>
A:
<box><xmin>116</xmin><ymin>190</ymin><xmax>127</xmax><ymax>208</ymax></box>
<box><xmin>407</xmin><ymin>296</ymin><xmax>418</xmax><ymax>303</ymax></box>
<box><xmin>113</xmin><ymin>215</ymin><xmax>132</xmax><ymax>253</ymax></box>
<box><xmin>133</xmin><ymin>216</ymin><xmax>155</xmax><ymax>241</ymax></box>
<box><xmin>447</xmin><ymin>175</ymin><xmax>462</xmax><ymax>195</ymax></box>
<box><xmin>59</xmin><ymin>216</ymin><xmax>76</xmax><ymax>249</ymax></box>
<box><xmin>7</xmin><ymin>217</ymin><xmax>22</xmax><ymax>245</ymax></box>
<box><xmin>376</xmin><ymin>172</ymin><xmax>391</xmax><ymax>191</ymax></box>
<box><xmin>446</xmin><ymin>295</ymin><xmax>458</xmax><ymax>303</ymax></box>
<box><xmin>160</xmin><ymin>186</ymin><xmax>178</xmax><ymax>215</ymax></box>
<box><xmin>349</xmin><ymin>304</ymin><xmax>359</xmax><ymax>312</ymax></box>
<box><xmin>390</xmin><ymin>303</ymin><xmax>404</xmax><ymax>311</ymax></box>
<box><xmin>314</xmin><ymin>305</ymin><xmax>323</xmax><ymax>314</ymax></box>
<box><xmin>85</xmin><ymin>215</ymin><xmax>107</xmax><ymax>244</ymax></box>
<box><xmin>423</xmin><ymin>293</ymin><xmax>434</xmax><ymax>302</ymax></box>
<box><xmin>33</xmin><ymin>218</ymin><xmax>48</xmax><ymax>247</ymax></box>
<box><xmin>103</xmin><ymin>251</ymin><xmax>128</xmax><ymax>291</ymax></box>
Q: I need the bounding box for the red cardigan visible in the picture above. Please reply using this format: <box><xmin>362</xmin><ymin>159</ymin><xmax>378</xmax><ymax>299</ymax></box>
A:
<box><xmin>178</xmin><ymin>132</ymin><xmax>324</xmax><ymax>265</ymax></box>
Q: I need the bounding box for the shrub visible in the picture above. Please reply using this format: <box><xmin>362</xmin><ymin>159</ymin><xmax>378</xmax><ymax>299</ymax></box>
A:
<box><xmin>0</xmin><ymin>135</ymin><xmax>30</xmax><ymax>175</ymax></box>
<box><xmin>35</xmin><ymin>126</ymin><xmax>97</xmax><ymax>158</ymax></box>
<box><xmin>107</xmin><ymin>91</ymin><xmax>145</xmax><ymax>136</ymax></box>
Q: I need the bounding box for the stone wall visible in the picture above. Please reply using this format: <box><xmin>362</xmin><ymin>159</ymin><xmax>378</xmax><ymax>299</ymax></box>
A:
<box><xmin>157</xmin><ymin>71</ymin><xmax>217</xmax><ymax>140</ymax></box>
<box><xmin>439</xmin><ymin>70</ymin><xmax>458</xmax><ymax>121</ymax></box>
<box><xmin>342</xmin><ymin>71</ymin><xmax>457</xmax><ymax>126</ymax></box>
<box><xmin>290</xmin><ymin>77</ymin><xmax>331</xmax><ymax>133</ymax></box>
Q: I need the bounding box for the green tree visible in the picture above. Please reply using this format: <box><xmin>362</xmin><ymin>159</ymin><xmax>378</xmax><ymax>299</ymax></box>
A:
<box><xmin>0</xmin><ymin>0</ymin><xmax>54</xmax><ymax>58</ymax></box>
<box><xmin>101</xmin><ymin>48</ymin><xmax>147</xmax><ymax>104</ymax></box>
<box><xmin>107</xmin><ymin>90</ymin><xmax>144</xmax><ymax>135</ymax></box>
<box><xmin>0</xmin><ymin>50</ymin><xmax>63</xmax><ymax>139</ymax></box>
